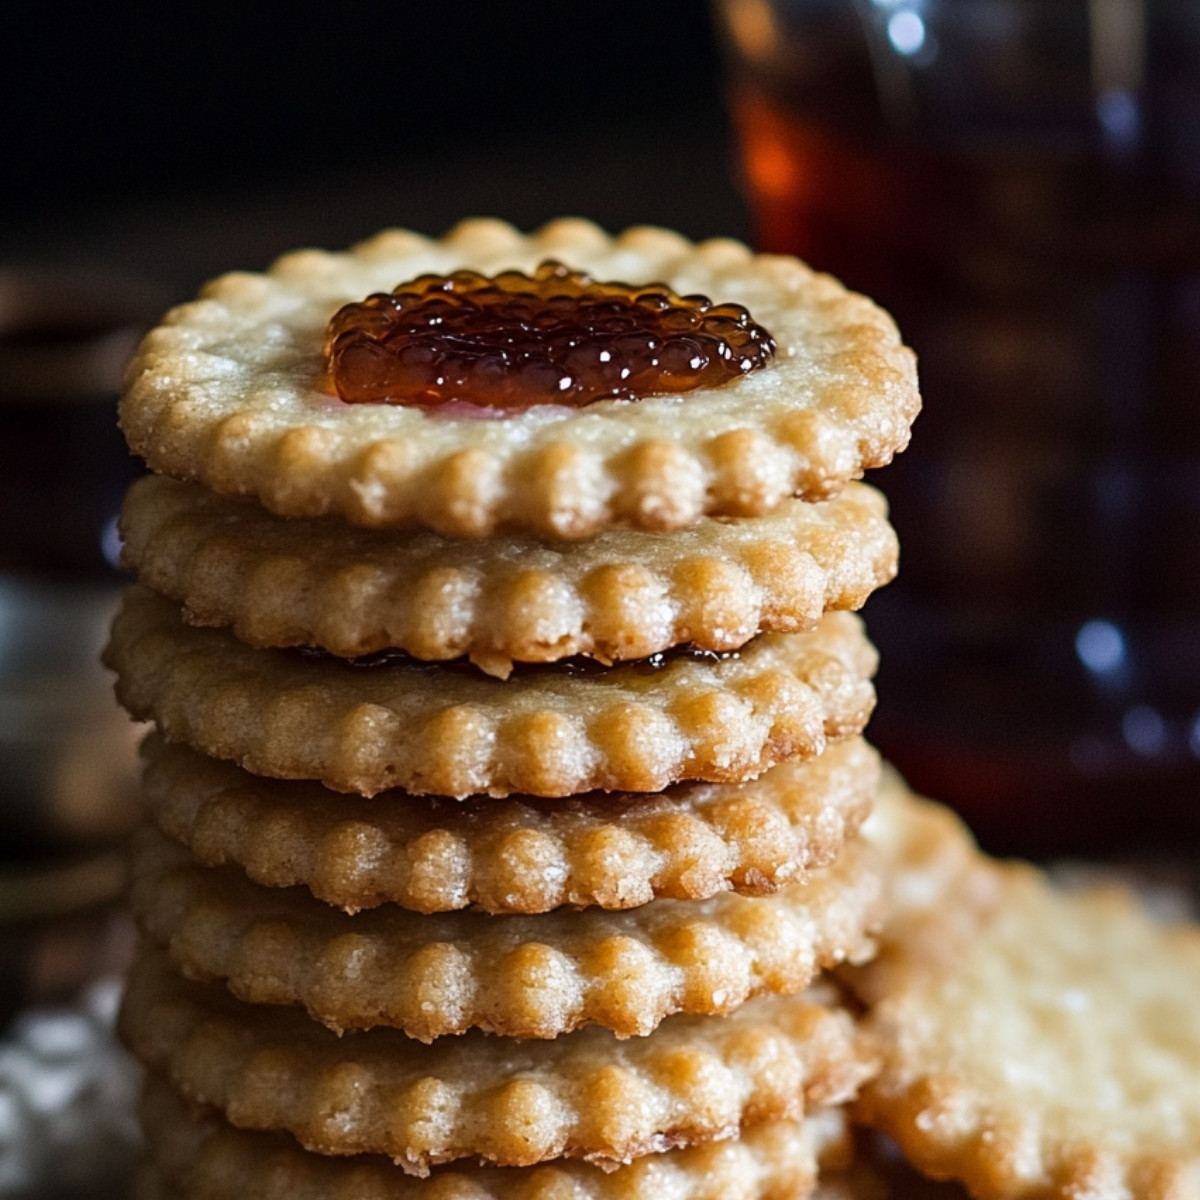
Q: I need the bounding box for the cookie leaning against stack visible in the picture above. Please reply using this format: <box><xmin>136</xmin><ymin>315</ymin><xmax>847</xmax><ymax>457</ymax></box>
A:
<box><xmin>105</xmin><ymin>218</ymin><xmax>921</xmax><ymax>1198</ymax></box>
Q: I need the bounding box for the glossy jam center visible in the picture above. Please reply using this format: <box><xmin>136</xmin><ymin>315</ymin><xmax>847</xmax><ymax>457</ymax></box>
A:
<box><xmin>324</xmin><ymin>260</ymin><xmax>775</xmax><ymax>410</ymax></box>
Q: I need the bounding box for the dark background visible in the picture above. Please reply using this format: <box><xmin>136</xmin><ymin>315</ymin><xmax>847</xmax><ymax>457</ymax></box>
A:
<box><xmin>3</xmin><ymin>2</ymin><xmax>749</xmax><ymax>294</ymax></box>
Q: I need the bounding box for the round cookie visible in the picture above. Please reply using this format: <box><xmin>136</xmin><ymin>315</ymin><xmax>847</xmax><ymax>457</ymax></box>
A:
<box><xmin>129</xmin><ymin>824</ymin><xmax>881</xmax><ymax>1040</ymax></box>
<box><xmin>119</xmin><ymin>219</ymin><xmax>920</xmax><ymax>539</ymax></box>
<box><xmin>138</xmin><ymin>734</ymin><xmax>881</xmax><ymax>914</ymax></box>
<box><xmin>105</xmin><ymin>586</ymin><xmax>878</xmax><ymax>798</ymax></box>
<box><xmin>136</xmin><ymin>1072</ymin><xmax>849</xmax><ymax>1200</ymax></box>
<box><xmin>849</xmin><ymin>781</ymin><xmax>1200</xmax><ymax>1200</ymax></box>
<box><xmin>119</xmin><ymin>948</ymin><xmax>877</xmax><ymax>1173</ymax></box>
<box><xmin>119</xmin><ymin>473</ymin><xmax>897</xmax><ymax>671</ymax></box>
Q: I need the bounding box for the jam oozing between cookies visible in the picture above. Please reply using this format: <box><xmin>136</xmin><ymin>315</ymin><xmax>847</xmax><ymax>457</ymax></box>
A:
<box><xmin>324</xmin><ymin>261</ymin><xmax>775</xmax><ymax>410</ymax></box>
<box><xmin>294</xmin><ymin>643</ymin><xmax>740</xmax><ymax>678</ymax></box>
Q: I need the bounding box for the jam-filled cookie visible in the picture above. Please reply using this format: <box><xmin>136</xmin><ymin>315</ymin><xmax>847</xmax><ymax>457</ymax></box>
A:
<box><xmin>120</xmin><ymin>219</ymin><xmax>919</xmax><ymax>538</ymax></box>
<box><xmin>120</xmin><ymin>474</ymin><xmax>897</xmax><ymax>673</ymax></box>
<box><xmin>120</xmin><ymin>947</ymin><xmax>876</xmax><ymax>1173</ymax></box>
<box><xmin>129</xmin><ymin>823</ymin><xmax>880</xmax><ymax>1040</ymax></box>
<box><xmin>138</xmin><ymin>734</ymin><xmax>880</xmax><ymax>914</ymax></box>
<box><xmin>105</xmin><ymin>586</ymin><xmax>877</xmax><ymax>798</ymax></box>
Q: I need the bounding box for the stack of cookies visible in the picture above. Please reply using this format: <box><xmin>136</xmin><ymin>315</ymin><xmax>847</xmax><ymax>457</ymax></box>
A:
<box><xmin>104</xmin><ymin>218</ymin><xmax>923</xmax><ymax>1199</ymax></box>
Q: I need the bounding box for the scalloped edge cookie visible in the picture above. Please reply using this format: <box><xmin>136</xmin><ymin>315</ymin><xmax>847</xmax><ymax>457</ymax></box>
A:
<box><xmin>119</xmin><ymin>218</ymin><xmax>920</xmax><ymax>538</ymax></box>
<box><xmin>139</xmin><ymin>734</ymin><xmax>880</xmax><ymax>914</ymax></box>
<box><xmin>119</xmin><ymin>473</ymin><xmax>897</xmax><ymax>671</ymax></box>
<box><xmin>119</xmin><ymin>947</ymin><xmax>877</xmax><ymax>1173</ymax></box>
<box><xmin>848</xmin><ymin>779</ymin><xmax>1200</xmax><ymax>1200</ymax></box>
<box><xmin>129</xmin><ymin>824</ymin><xmax>881</xmax><ymax>1039</ymax></box>
<box><xmin>105</xmin><ymin>586</ymin><xmax>877</xmax><ymax>798</ymax></box>
<box><xmin>136</xmin><ymin>1072</ymin><xmax>850</xmax><ymax>1200</ymax></box>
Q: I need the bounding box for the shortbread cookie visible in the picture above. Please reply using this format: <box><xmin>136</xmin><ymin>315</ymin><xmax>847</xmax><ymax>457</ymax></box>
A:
<box><xmin>120</xmin><ymin>948</ymin><xmax>876</xmax><ymax>1173</ymax></box>
<box><xmin>119</xmin><ymin>219</ymin><xmax>919</xmax><ymax>538</ymax></box>
<box><xmin>140</xmin><ymin>735</ymin><xmax>879</xmax><ymax>914</ymax></box>
<box><xmin>850</xmin><ymin>792</ymin><xmax>1200</xmax><ymax>1199</ymax></box>
<box><xmin>129</xmin><ymin>824</ymin><xmax>880</xmax><ymax>1039</ymax></box>
<box><xmin>106</xmin><ymin>586</ymin><xmax>877</xmax><ymax>798</ymax></box>
<box><xmin>120</xmin><ymin>473</ymin><xmax>897</xmax><ymax>671</ymax></box>
<box><xmin>136</xmin><ymin>1072</ymin><xmax>848</xmax><ymax>1200</ymax></box>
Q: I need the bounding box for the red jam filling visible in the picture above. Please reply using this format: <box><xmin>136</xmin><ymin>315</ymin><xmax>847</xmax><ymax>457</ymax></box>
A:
<box><xmin>323</xmin><ymin>260</ymin><xmax>775</xmax><ymax>410</ymax></box>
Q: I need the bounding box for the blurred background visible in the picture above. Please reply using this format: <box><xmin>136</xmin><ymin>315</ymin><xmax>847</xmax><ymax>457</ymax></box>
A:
<box><xmin>4</xmin><ymin>2</ymin><xmax>1200</xmax><ymax>1189</ymax></box>
<box><xmin>2</xmin><ymin>2</ymin><xmax>745</xmax><ymax>292</ymax></box>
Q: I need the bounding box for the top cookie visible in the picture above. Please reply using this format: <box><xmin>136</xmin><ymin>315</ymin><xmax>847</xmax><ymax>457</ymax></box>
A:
<box><xmin>120</xmin><ymin>218</ymin><xmax>920</xmax><ymax>538</ymax></box>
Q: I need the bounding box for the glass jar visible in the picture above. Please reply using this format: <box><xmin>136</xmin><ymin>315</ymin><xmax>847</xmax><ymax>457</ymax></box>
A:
<box><xmin>715</xmin><ymin>0</ymin><xmax>1200</xmax><ymax>855</ymax></box>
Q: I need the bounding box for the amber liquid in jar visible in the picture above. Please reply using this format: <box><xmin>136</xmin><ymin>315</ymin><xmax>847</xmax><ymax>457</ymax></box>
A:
<box><xmin>720</xmin><ymin>2</ymin><xmax>1200</xmax><ymax>855</ymax></box>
